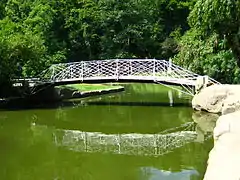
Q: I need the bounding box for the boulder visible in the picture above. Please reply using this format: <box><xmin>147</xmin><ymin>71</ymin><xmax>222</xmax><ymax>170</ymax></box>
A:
<box><xmin>192</xmin><ymin>84</ymin><xmax>240</xmax><ymax>114</ymax></box>
<box><xmin>222</xmin><ymin>95</ymin><xmax>240</xmax><ymax>115</ymax></box>
<box><xmin>204</xmin><ymin>111</ymin><xmax>240</xmax><ymax>180</ymax></box>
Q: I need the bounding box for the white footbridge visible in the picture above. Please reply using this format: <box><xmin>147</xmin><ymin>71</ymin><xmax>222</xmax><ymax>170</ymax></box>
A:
<box><xmin>37</xmin><ymin>59</ymin><xmax>219</xmax><ymax>96</ymax></box>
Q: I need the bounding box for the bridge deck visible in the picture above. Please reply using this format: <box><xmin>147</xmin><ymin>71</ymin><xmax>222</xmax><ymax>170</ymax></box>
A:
<box><xmin>52</xmin><ymin>76</ymin><xmax>197</xmax><ymax>86</ymax></box>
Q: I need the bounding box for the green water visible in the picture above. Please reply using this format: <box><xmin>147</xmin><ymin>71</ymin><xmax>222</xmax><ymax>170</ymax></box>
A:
<box><xmin>0</xmin><ymin>84</ymin><xmax>214</xmax><ymax>180</ymax></box>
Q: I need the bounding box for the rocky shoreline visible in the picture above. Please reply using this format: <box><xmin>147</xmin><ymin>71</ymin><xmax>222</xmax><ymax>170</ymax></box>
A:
<box><xmin>192</xmin><ymin>84</ymin><xmax>240</xmax><ymax>180</ymax></box>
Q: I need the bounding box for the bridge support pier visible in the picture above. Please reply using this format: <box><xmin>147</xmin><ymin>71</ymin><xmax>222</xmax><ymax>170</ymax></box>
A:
<box><xmin>195</xmin><ymin>76</ymin><xmax>209</xmax><ymax>94</ymax></box>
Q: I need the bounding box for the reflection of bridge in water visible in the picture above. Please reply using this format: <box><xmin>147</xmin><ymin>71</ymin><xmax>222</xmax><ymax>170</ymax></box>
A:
<box><xmin>52</xmin><ymin>122</ymin><xmax>207</xmax><ymax>156</ymax></box>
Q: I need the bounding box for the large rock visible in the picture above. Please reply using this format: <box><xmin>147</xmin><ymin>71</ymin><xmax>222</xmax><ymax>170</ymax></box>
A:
<box><xmin>204</xmin><ymin>111</ymin><xmax>240</xmax><ymax>180</ymax></box>
<box><xmin>192</xmin><ymin>85</ymin><xmax>240</xmax><ymax>114</ymax></box>
<box><xmin>222</xmin><ymin>94</ymin><xmax>240</xmax><ymax>115</ymax></box>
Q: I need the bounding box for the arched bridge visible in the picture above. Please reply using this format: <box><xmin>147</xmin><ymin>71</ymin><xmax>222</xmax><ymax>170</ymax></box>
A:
<box><xmin>29</xmin><ymin>59</ymin><xmax>219</xmax><ymax>95</ymax></box>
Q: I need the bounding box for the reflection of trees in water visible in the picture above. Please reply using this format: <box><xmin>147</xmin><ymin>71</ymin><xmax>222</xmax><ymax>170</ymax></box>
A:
<box><xmin>53</xmin><ymin>122</ymin><xmax>200</xmax><ymax>157</ymax></box>
<box><xmin>126</xmin><ymin>84</ymin><xmax>191</xmax><ymax>102</ymax></box>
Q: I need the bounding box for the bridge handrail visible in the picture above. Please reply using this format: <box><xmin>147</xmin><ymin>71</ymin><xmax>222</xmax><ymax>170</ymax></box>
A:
<box><xmin>37</xmin><ymin>59</ymin><xmax>220</xmax><ymax>96</ymax></box>
<box><xmin>49</xmin><ymin>59</ymin><xmax>194</xmax><ymax>80</ymax></box>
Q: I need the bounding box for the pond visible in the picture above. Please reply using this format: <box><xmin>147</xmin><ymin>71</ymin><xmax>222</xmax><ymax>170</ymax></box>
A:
<box><xmin>0</xmin><ymin>83</ymin><xmax>214</xmax><ymax>180</ymax></box>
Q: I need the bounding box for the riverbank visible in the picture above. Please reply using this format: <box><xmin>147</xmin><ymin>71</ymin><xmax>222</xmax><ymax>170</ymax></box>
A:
<box><xmin>56</xmin><ymin>84</ymin><xmax>124</xmax><ymax>100</ymax></box>
<box><xmin>192</xmin><ymin>84</ymin><xmax>240</xmax><ymax>180</ymax></box>
<box><xmin>0</xmin><ymin>84</ymin><xmax>124</xmax><ymax>109</ymax></box>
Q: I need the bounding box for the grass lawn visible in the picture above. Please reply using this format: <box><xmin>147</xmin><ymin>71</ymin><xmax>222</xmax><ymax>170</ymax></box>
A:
<box><xmin>60</xmin><ymin>83</ymin><xmax>123</xmax><ymax>92</ymax></box>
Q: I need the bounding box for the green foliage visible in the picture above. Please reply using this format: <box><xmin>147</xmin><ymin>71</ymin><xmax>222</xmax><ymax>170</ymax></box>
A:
<box><xmin>188</xmin><ymin>0</ymin><xmax>240</xmax><ymax>66</ymax></box>
<box><xmin>174</xmin><ymin>28</ymin><xmax>240</xmax><ymax>83</ymax></box>
<box><xmin>97</xmin><ymin>0</ymin><xmax>192</xmax><ymax>59</ymax></box>
<box><xmin>189</xmin><ymin>0</ymin><xmax>240</xmax><ymax>33</ymax></box>
<box><xmin>203</xmin><ymin>50</ymin><xmax>240</xmax><ymax>84</ymax></box>
<box><xmin>174</xmin><ymin>29</ymin><xmax>212</xmax><ymax>71</ymax></box>
<box><xmin>0</xmin><ymin>20</ymin><xmax>45</xmax><ymax>77</ymax></box>
<box><xmin>174</xmin><ymin>0</ymin><xmax>240</xmax><ymax>84</ymax></box>
<box><xmin>65</xmin><ymin>0</ymin><xmax>102</xmax><ymax>60</ymax></box>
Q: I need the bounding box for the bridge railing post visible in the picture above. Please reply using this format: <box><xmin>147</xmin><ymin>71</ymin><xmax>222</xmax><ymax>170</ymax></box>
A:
<box><xmin>70</xmin><ymin>65</ymin><xmax>73</xmax><ymax>79</ymax></box>
<box><xmin>153</xmin><ymin>58</ymin><xmax>156</xmax><ymax>80</ymax></box>
<box><xmin>116</xmin><ymin>59</ymin><xmax>119</xmax><ymax>80</ymax></box>
<box><xmin>167</xmin><ymin>58</ymin><xmax>172</xmax><ymax>77</ymax></box>
<box><xmin>129</xmin><ymin>61</ymin><xmax>133</xmax><ymax>75</ymax></box>
<box><xmin>195</xmin><ymin>75</ymin><xmax>209</xmax><ymax>94</ymax></box>
<box><xmin>81</xmin><ymin>61</ymin><xmax>84</xmax><ymax>81</ymax></box>
<box><xmin>97</xmin><ymin>61</ymin><xmax>100</xmax><ymax>76</ymax></box>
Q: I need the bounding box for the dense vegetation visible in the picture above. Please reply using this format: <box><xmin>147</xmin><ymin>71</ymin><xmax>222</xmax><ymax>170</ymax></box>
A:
<box><xmin>175</xmin><ymin>0</ymin><xmax>240</xmax><ymax>83</ymax></box>
<box><xmin>0</xmin><ymin>0</ymin><xmax>239</xmax><ymax>96</ymax></box>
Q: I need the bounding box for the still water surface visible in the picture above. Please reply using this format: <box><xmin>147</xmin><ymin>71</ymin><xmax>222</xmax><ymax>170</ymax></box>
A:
<box><xmin>0</xmin><ymin>84</ymin><xmax>213</xmax><ymax>180</ymax></box>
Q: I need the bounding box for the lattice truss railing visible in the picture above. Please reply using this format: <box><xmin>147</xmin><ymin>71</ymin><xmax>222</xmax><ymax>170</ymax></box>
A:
<box><xmin>39</xmin><ymin>59</ymin><xmax>219</xmax><ymax>95</ymax></box>
<box><xmin>53</xmin><ymin>122</ymin><xmax>200</xmax><ymax>157</ymax></box>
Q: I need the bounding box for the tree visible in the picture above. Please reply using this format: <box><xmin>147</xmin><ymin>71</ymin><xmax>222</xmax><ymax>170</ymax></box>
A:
<box><xmin>64</xmin><ymin>0</ymin><xmax>102</xmax><ymax>61</ymax></box>
<box><xmin>97</xmin><ymin>0</ymin><xmax>193</xmax><ymax>59</ymax></box>
<box><xmin>0</xmin><ymin>0</ymin><xmax>198</xmax><ymax>94</ymax></box>
<box><xmin>0</xmin><ymin>18</ymin><xmax>47</xmax><ymax>77</ymax></box>
<box><xmin>174</xmin><ymin>28</ymin><xmax>240</xmax><ymax>83</ymax></box>
<box><xmin>0</xmin><ymin>0</ymin><xmax>8</xmax><ymax>19</ymax></box>
<box><xmin>188</xmin><ymin>0</ymin><xmax>240</xmax><ymax>66</ymax></box>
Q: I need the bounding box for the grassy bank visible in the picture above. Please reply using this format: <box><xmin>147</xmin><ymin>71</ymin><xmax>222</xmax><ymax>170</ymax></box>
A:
<box><xmin>60</xmin><ymin>83</ymin><xmax>123</xmax><ymax>92</ymax></box>
<box><xmin>56</xmin><ymin>83</ymin><xmax>124</xmax><ymax>100</ymax></box>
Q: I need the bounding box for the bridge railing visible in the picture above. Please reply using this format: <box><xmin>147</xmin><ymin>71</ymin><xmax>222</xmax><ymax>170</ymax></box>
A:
<box><xmin>38</xmin><ymin>59</ymin><xmax>220</xmax><ymax>95</ymax></box>
<box><xmin>40</xmin><ymin>59</ymin><xmax>198</xmax><ymax>81</ymax></box>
